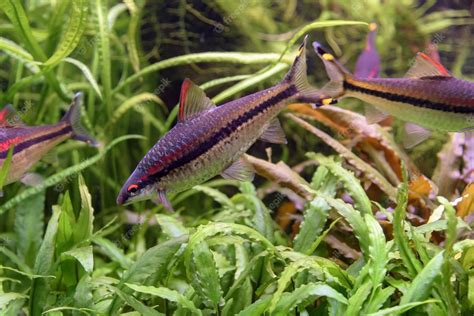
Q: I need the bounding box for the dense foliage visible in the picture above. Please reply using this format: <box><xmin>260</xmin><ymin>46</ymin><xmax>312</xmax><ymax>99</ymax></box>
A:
<box><xmin>0</xmin><ymin>1</ymin><xmax>473</xmax><ymax>315</ymax></box>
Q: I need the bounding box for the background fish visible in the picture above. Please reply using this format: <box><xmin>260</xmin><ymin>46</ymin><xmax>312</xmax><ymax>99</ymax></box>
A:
<box><xmin>0</xmin><ymin>93</ymin><xmax>98</xmax><ymax>186</ymax></box>
<box><xmin>354</xmin><ymin>22</ymin><xmax>380</xmax><ymax>79</ymax></box>
<box><xmin>313</xmin><ymin>41</ymin><xmax>474</xmax><ymax>147</ymax></box>
<box><xmin>117</xmin><ymin>37</ymin><xmax>321</xmax><ymax>209</ymax></box>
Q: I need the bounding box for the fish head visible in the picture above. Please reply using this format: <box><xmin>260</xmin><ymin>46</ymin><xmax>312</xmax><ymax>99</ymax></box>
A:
<box><xmin>117</xmin><ymin>171</ymin><xmax>157</xmax><ymax>205</ymax></box>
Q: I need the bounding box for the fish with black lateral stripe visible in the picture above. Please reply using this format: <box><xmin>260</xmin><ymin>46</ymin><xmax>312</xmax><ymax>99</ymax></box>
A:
<box><xmin>0</xmin><ymin>93</ymin><xmax>98</xmax><ymax>187</ymax></box>
<box><xmin>117</xmin><ymin>36</ymin><xmax>322</xmax><ymax>209</ymax></box>
<box><xmin>312</xmin><ymin>41</ymin><xmax>474</xmax><ymax>148</ymax></box>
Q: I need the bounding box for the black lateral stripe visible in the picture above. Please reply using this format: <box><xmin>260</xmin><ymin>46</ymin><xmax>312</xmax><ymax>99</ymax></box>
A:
<box><xmin>0</xmin><ymin>125</ymin><xmax>71</xmax><ymax>159</ymax></box>
<box><xmin>145</xmin><ymin>85</ymin><xmax>297</xmax><ymax>184</ymax></box>
<box><xmin>344</xmin><ymin>80</ymin><xmax>474</xmax><ymax>114</ymax></box>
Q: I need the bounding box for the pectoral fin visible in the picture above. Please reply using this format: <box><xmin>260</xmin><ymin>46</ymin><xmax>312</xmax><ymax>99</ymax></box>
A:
<box><xmin>221</xmin><ymin>157</ymin><xmax>255</xmax><ymax>182</ymax></box>
<box><xmin>259</xmin><ymin>118</ymin><xmax>287</xmax><ymax>144</ymax></box>
<box><xmin>403</xmin><ymin>123</ymin><xmax>432</xmax><ymax>148</ymax></box>
<box><xmin>155</xmin><ymin>189</ymin><xmax>173</xmax><ymax>211</ymax></box>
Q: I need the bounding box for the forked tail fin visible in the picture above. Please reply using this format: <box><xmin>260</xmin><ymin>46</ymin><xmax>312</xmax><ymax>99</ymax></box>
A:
<box><xmin>61</xmin><ymin>93</ymin><xmax>99</xmax><ymax>147</ymax></box>
<box><xmin>283</xmin><ymin>36</ymin><xmax>325</xmax><ymax>104</ymax></box>
<box><xmin>312</xmin><ymin>41</ymin><xmax>351</xmax><ymax>106</ymax></box>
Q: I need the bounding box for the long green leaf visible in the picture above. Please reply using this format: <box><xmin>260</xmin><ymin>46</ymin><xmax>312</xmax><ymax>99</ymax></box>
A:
<box><xmin>400</xmin><ymin>251</ymin><xmax>444</xmax><ymax>305</ymax></box>
<box><xmin>0</xmin><ymin>145</ymin><xmax>14</xmax><ymax>190</ymax></box>
<box><xmin>64</xmin><ymin>57</ymin><xmax>102</xmax><ymax>98</ymax></box>
<box><xmin>92</xmin><ymin>0</ymin><xmax>112</xmax><ymax>114</ymax></box>
<box><xmin>125</xmin><ymin>283</ymin><xmax>202</xmax><ymax>315</ymax></box>
<box><xmin>43</xmin><ymin>0</ymin><xmax>88</xmax><ymax>66</ymax></box>
<box><xmin>29</xmin><ymin>206</ymin><xmax>61</xmax><ymax>315</ymax></box>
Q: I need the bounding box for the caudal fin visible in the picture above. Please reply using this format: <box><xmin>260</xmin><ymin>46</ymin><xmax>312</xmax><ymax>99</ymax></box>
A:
<box><xmin>312</xmin><ymin>41</ymin><xmax>351</xmax><ymax>106</ymax></box>
<box><xmin>61</xmin><ymin>93</ymin><xmax>99</xmax><ymax>147</ymax></box>
<box><xmin>282</xmin><ymin>36</ymin><xmax>324</xmax><ymax>104</ymax></box>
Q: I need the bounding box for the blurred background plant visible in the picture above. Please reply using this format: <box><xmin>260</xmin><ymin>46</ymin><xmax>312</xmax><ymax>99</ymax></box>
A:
<box><xmin>0</xmin><ymin>0</ymin><xmax>473</xmax><ymax>314</ymax></box>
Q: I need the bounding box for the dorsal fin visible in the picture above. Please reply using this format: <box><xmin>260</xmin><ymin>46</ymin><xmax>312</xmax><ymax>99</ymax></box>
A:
<box><xmin>405</xmin><ymin>52</ymin><xmax>451</xmax><ymax>78</ymax></box>
<box><xmin>0</xmin><ymin>105</ymin><xmax>26</xmax><ymax>127</ymax></box>
<box><xmin>178</xmin><ymin>79</ymin><xmax>216</xmax><ymax>122</ymax></box>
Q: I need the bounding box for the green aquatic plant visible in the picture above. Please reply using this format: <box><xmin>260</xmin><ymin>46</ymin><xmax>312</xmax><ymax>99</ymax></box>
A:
<box><xmin>0</xmin><ymin>0</ymin><xmax>473</xmax><ymax>314</ymax></box>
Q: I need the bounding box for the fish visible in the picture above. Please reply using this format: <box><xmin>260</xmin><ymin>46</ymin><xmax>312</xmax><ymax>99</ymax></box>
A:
<box><xmin>354</xmin><ymin>22</ymin><xmax>380</xmax><ymax>79</ymax></box>
<box><xmin>117</xmin><ymin>37</ymin><xmax>322</xmax><ymax>209</ymax></box>
<box><xmin>0</xmin><ymin>93</ymin><xmax>98</xmax><ymax>186</ymax></box>
<box><xmin>312</xmin><ymin>41</ymin><xmax>474</xmax><ymax>148</ymax></box>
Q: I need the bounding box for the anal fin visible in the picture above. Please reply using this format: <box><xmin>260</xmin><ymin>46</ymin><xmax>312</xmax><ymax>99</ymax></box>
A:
<box><xmin>403</xmin><ymin>123</ymin><xmax>432</xmax><ymax>148</ymax></box>
<box><xmin>259</xmin><ymin>118</ymin><xmax>287</xmax><ymax>144</ymax></box>
<box><xmin>221</xmin><ymin>157</ymin><xmax>255</xmax><ymax>182</ymax></box>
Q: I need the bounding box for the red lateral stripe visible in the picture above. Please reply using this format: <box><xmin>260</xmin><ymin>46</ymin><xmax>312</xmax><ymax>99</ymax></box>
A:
<box><xmin>178</xmin><ymin>79</ymin><xmax>192</xmax><ymax>121</ymax></box>
<box><xmin>141</xmin><ymin>142</ymin><xmax>194</xmax><ymax>180</ymax></box>
<box><xmin>0</xmin><ymin>136</ymin><xmax>22</xmax><ymax>151</ymax></box>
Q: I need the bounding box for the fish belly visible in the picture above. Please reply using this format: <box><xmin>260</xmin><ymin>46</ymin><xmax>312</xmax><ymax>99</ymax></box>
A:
<box><xmin>2</xmin><ymin>136</ymin><xmax>67</xmax><ymax>184</ymax></box>
<box><xmin>349</xmin><ymin>91</ymin><xmax>473</xmax><ymax>132</ymax></box>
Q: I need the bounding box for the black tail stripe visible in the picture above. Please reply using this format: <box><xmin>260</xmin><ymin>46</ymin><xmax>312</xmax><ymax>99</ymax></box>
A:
<box><xmin>344</xmin><ymin>80</ymin><xmax>474</xmax><ymax>114</ymax></box>
<box><xmin>0</xmin><ymin>125</ymin><xmax>72</xmax><ymax>159</ymax></box>
<box><xmin>143</xmin><ymin>85</ymin><xmax>298</xmax><ymax>185</ymax></box>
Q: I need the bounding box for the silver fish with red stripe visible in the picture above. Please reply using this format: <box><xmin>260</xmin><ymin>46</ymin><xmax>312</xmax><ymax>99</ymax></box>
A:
<box><xmin>0</xmin><ymin>93</ymin><xmax>98</xmax><ymax>186</ymax></box>
<box><xmin>117</xmin><ymin>37</ymin><xmax>322</xmax><ymax>209</ymax></box>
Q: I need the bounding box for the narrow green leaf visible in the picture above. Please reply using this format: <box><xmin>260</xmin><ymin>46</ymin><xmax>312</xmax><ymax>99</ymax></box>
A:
<box><xmin>113</xmin><ymin>52</ymin><xmax>292</xmax><ymax>94</ymax></box>
<box><xmin>43</xmin><ymin>0</ymin><xmax>88</xmax><ymax>66</ymax></box>
<box><xmin>367</xmin><ymin>299</ymin><xmax>439</xmax><ymax>316</ymax></box>
<box><xmin>193</xmin><ymin>185</ymin><xmax>235</xmax><ymax>209</ymax></box>
<box><xmin>393</xmin><ymin>174</ymin><xmax>422</xmax><ymax>277</ymax></box>
<box><xmin>113</xmin><ymin>287</ymin><xmax>163</xmax><ymax>316</ymax></box>
<box><xmin>0</xmin><ymin>293</ymin><xmax>27</xmax><ymax>310</ymax></box>
<box><xmin>0</xmin><ymin>0</ymin><xmax>46</xmax><ymax>60</ymax></box>
<box><xmin>322</xmin><ymin>195</ymin><xmax>370</xmax><ymax>258</ymax></box>
<box><xmin>346</xmin><ymin>281</ymin><xmax>372</xmax><ymax>316</ymax></box>
<box><xmin>190</xmin><ymin>241</ymin><xmax>222</xmax><ymax>309</ymax></box>
<box><xmin>14</xmin><ymin>192</ymin><xmax>45</xmax><ymax>267</ymax></box>
<box><xmin>155</xmin><ymin>214</ymin><xmax>188</xmax><ymax>238</ymax></box>
<box><xmin>64</xmin><ymin>57</ymin><xmax>103</xmax><ymax>98</ymax></box>
<box><xmin>108</xmin><ymin>235</ymin><xmax>188</xmax><ymax>314</ymax></box>
<box><xmin>92</xmin><ymin>0</ymin><xmax>112</xmax><ymax>114</ymax></box>
<box><xmin>307</xmin><ymin>153</ymin><xmax>372</xmax><ymax>215</ymax></box>
<box><xmin>0</xmin><ymin>37</ymin><xmax>39</xmax><ymax>72</ymax></box>
<box><xmin>237</xmin><ymin>296</ymin><xmax>271</xmax><ymax>316</ymax></box>
<box><xmin>125</xmin><ymin>283</ymin><xmax>202</xmax><ymax>315</ymax></box>
<box><xmin>75</xmin><ymin>175</ymin><xmax>94</xmax><ymax>243</ymax></box>
<box><xmin>30</xmin><ymin>206</ymin><xmax>61</xmax><ymax>315</ymax></box>
<box><xmin>184</xmin><ymin>222</ymin><xmax>275</xmax><ymax>277</ymax></box>
<box><xmin>272</xmin><ymin>283</ymin><xmax>348</xmax><ymax>315</ymax></box>
<box><xmin>0</xmin><ymin>145</ymin><xmax>14</xmax><ymax>190</ymax></box>
<box><xmin>400</xmin><ymin>251</ymin><xmax>444</xmax><ymax>305</ymax></box>
<box><xmin>124</xmin><ymin>0</ymin><xmax>140</xmax><ymax>72</ymax></box>
<box><xmin>62</xmin><ymin>246</ymin><xmax>93</xmax><ymax>273</ymax></box>
<box><xmin>365</xmin><ymin>214</ymin><xmax>388</xmax><ymax>287</ymax></box>
<box><xmin>293</xmin><ymin>197</ymin><xmax>330</xmax><ymax>254</ymax></box>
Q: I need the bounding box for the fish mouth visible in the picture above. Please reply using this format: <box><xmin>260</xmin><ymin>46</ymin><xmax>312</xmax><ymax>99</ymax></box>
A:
<box><xmin>116</xmin><ymin>193</ymin><xmax>128</xmax><ymax>205</ymax></box>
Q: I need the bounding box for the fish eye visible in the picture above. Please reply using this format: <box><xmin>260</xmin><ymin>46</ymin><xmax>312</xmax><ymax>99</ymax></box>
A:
<box><xmin>127</xmin><ymin>184</ymin><xmax>139</xmax><ymax>194</ymax></box>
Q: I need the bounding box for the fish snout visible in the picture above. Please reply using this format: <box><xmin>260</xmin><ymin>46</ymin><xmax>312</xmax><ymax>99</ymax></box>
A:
<box><xmin>116</xmin><ymin>190</ymin><xmax>128</xmax><ymax>205</ymax></box>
